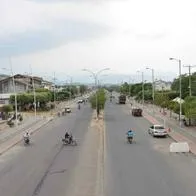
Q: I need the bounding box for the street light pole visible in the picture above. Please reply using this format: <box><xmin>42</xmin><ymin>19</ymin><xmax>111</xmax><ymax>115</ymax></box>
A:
<box><xmin>128</xmin><ymin>77</ymin><xmax>133</xmax><ymax>97</ymax></box>
<box><xmin>183</xmin><ymin>65</ymin><xmax>196</xmax><ymax>96</ymax></box>
<box><xmin>169</xmin><ymin>58</ymin><xmax>182</xmax><ymax>127</ymax></box>
<box><xmin>137</xmin><ymin>71</ymin><xmax>144</xmax><ymax>108</ymax></box>
<box><xmin>146</xmin><ymin>67</ymin><xmax>155</xmax><ymax>115</ymax></box>
<box><xmin>82</xmin><ymin>68</ymin><xmax>110</xmax><ymax>118</ymax></box>
<box><xmin>53</xmin><ymin>72</ymin><xmax>56</xmax><ymax>110</ymax></box>
<box><xmin>29</xmin><ymin>65</ymin><xmax>37</xmax><ymax>119</ymax></box>
<box><xmin>64</xmin><ymin>75</ymin><xmax>73</xmax><ymax>106</ymax></box>
<box><xmin>8</xmin><ymin>58</ymin><xmax>18</xmax><ymax>126</ymax></box>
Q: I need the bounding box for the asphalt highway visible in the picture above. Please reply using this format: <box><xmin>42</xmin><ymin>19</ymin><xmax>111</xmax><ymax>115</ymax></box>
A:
<box><xmin>104</xmin><ymin>100</ymin><xmax>196</xmax><ymax>196</ymax></box>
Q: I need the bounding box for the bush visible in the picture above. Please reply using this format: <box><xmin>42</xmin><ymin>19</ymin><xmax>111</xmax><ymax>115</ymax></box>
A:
<box><xmin>1</xmin><ymin>104</ymin><xmax>13</xmax><ymax>113</ymax></box>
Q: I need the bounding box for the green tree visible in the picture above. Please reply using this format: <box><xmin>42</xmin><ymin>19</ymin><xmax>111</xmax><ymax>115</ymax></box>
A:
<box><xmin>10</xmin><ymin>92</ymin><xmax>53</xmax><ymax>111</ymax></box>
<box><xmin>184</xmin><ymin>96</ymin><xmax>196</xmax><ymax>124</ymax></box>
<box><xmin>79</xmin><ymin>85</ymin><xmax>87</xmax><ymax>95</ymax></box>
<box><xmin>154</xmin><ymin>93</ymin><xmax>170</xmax><ymax>108</ymax></box>
<box><xmin>90</xmin><ymin>89</ymin><xmax>106</xmax><ymax>116</ymax></box>
<box><xmin>120</xmin><ymin>82</ymin><xmax>129</xmax><ymax>94</ymax></box>
<box><xmin>0</xmin><ymin>105</ymin><xmax>13</xmax><ymax>120</ymax></box>
<box><xmin>171</xmin><ymin>72</ymin><xmax>196</xmax><ymax>98</ymax></box>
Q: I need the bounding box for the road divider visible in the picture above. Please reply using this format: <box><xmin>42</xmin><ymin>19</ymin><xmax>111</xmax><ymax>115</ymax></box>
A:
<box><xmin>170</xmin><ymin>142</ymin><xmax>190</xmax><ymax>153</ymax></box>
<box><xmin>64</xmin><ymin>111</ymin><xmax>105</xmax><ymax>196</ymax></box>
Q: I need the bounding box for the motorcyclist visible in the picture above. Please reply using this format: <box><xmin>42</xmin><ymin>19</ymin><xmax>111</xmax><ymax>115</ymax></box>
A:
<box><xmin>78</xmin><ymin>103</ymin><xmax>81</xmax><ymax>110</ymax></box>
<box><xmin>23</xmin><ymin>131</ymin><xmax>30</xmax><ymax>143</ymax></box>
<box><xmin>69</xmin><ymin>133</ymin><xmax>73</xmax><ymax>144</ymax></box>
<box><xmin>65</xmin><ymin>131</ymin><xmax>70</xmax><ymax>140</ymax></box>
<box><xmin>127</xmin><ymin>129</ymin><xmax>134</xmax><ymax>138</ymax></box>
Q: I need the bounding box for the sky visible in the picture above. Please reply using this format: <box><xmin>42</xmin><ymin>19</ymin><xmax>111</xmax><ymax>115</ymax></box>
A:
<box><xmin>1</xmin><ymin>0</ymin><xmax>196</xmax><ymax>84</ymax></box>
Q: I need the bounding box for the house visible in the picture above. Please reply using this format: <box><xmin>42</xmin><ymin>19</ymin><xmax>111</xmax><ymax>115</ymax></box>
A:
<box><xmin>0</xmin><ymin>93</ymin><xmax>11</xmax><ymax>107</ymax></box>
<box><xmin>0</xmin><ymin>74</ymin><xmax>43</xmax><ymax>94</ymax></box>
<box><xmin>154</xmin><ymin>80</ymin><xmax>172</xmax><ymax>91</ymax></box>
<box><xmin>0</xmin><ymin>74</ymin><xmax>9</xmax><ymax>81</ymax></box>
<box><xmin>42</xmin><ymin>80</ymin><xmax>54</xmax><ymax>90</ymax></box>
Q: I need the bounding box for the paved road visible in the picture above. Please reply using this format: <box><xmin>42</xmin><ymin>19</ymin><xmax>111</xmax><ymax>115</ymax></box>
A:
<box><xmin>105</xmin><ymin>100</ymin><xmax>196</xmax><ymax>196</ymax></box>
<box><xmin>0</xmin><ymin>103</ymin><xmax>92</xmax><ymax>196</ymax></box>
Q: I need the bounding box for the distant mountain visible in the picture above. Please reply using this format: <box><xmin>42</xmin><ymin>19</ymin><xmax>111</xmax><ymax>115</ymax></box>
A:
<box><xmin>0</xmin><ymin>74</ymin><xmax>9</xmax><ymax>80</ymax></box>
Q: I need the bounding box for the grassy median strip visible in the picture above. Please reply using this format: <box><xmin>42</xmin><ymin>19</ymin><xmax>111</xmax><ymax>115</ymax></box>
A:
<box><xmin>65</xmin><ymin>110</ymin><xmax>105</xmax><ymax>196</ymax></box>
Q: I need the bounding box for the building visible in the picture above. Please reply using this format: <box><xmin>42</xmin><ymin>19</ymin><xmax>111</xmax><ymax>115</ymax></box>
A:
<box><xmin>0</xmin><ymin>93</ymin><xmax>11</xmax><ymax>107</ymax></box>
<box><xmin>0</xmin><ymin>74</ymin><xmax>9</xmax><ymax>81</ymax></box>
<box><xmin>154</xmin><ymin>80</ymin><xmax>172</xmax><ymax>91</ymax></box>
<box><xmin>0</xmin><ymin>74</ymin><xmax>43</xmax><ymax>94</ymax></box>
<box><xmin>42</xmin><ymin>80</ymin><xmax>54</xmax><ymax>90</ymax></box>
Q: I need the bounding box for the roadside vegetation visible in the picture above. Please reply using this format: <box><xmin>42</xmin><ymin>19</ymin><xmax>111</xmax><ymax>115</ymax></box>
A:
<box><xmin>109</xmin><ymin>72</ymin><xmax>196</xmax><ymax>126</ymax></box>
<box><xmin>90</xmin><ymin>88</ymin><xmax>106</xmax><ymax>117</ymax></box>
<box><xmin>9</xmin><ymin>85</ymin><xmax>88</xmax><ymax>112</ymax></box>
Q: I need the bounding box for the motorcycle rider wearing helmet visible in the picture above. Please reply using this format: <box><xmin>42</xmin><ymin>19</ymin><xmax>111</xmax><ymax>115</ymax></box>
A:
<box><xmin>127</xmin><ymin>129</ymin><xmax>134</xmax><ymax>138</ymax></box>
<box><xmin>65</xmin><ymin>130</ymin><xmax>70</xmax><ymax>140</ymax></box>
<box><xmin>23</xmin><ymin>131</ymin><xmax>30</xmax><ymax>143</ymax></box>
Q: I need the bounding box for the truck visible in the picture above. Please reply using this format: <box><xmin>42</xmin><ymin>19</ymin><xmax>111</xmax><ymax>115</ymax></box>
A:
<box><xmin>118</xmin><ymin>94</ymin><xmax>126</xmax><ymax>104</ymax></box>
<box><xmin>132</xmin><ymin>107</ymin><xmax>142</xmax><ymax>116</ymax></box>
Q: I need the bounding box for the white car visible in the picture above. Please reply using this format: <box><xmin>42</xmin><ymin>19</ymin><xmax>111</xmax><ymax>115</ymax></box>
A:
<box><xmin>65</xmin><ymin>107</ymin><xmax>71</xmax><ymax>113</ymax></box>
<box><xmin>148</xmin><ymin>124</ymin><xmax>168</xmax><ymax>137</ymax></box>
<box><xmin>77</xmin><ymin>99</ymin><xmax>85</xmax><ymax>103</ymax></box>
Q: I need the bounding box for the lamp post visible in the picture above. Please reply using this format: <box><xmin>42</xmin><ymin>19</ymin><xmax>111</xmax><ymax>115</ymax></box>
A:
<box><xmin>53</xmin><ymin>72</ymin><xmax>56</xmax><ymax>110</ymax></box>
<box><xmin>2</xmin><ymin>59</ymin><xmax>18</xmax><ymax>125</ymax></box>
<box><xmin>82</xmin><ymin>68</ymin><xmax>110</xmax><ymax>117</ymax></box>
<box><xmin>29</xmin><ymin>65</ymin><xmax>37</xmax><ymax>119</ymax></box>
<box><xmin>137</xmin><ymin>71</ymin><xmax>144</xmax><ymax>109</ymax></box>
<box><xmin>64</xmin><ymin>75</ymin><xmax>73</xmax><ymax>106</ymax></box>
<box><xmin>169</xmin><ymin>57</ymin><xmax>182</xmax><ymax>127</ymax></box>
<box><xmin>146</xmin><ymin>67</ymin><xmax>155</xmax><ymax>115</ymax></box>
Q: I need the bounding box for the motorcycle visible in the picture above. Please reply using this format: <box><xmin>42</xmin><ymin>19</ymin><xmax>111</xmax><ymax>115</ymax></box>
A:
<box><xmin>62</xmin><ymin>137</ymin><xmax>77</xmax><ymax>146</ymax></box>
<box><xmin>24</xmin><ymin>137</ymin><xmax>30</xmax><ymax>145</ymax></box>
<box><xmin>127</xmin><ymin>136</ymin><xmax>133</xmax><ymax>144</ymax></box>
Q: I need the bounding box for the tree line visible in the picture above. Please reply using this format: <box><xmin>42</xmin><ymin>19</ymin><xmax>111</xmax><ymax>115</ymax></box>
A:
<box><xmin>107</xmin><ymin>72</ymin><xmax>196</xmax><ymax>125</ymax></box>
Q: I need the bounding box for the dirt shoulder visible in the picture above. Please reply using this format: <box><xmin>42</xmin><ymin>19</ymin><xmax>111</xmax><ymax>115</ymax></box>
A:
<box><xmin>65</xmin><ymin>111</ymin><xmax>105</xmax><ymax>196</ymax></box>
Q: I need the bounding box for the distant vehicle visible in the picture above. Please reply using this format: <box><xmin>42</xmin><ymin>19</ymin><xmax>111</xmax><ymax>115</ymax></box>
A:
<box><xmin>148</xmin><ymin>124</ymin><xmax>168</xmax><ymax>137</ymax></box>
<box><xmin>77</xmin><ymin>99</ymin><xmax>84</xmax><ymax>103</ymax></box>
<box><xmin>65</xmin><ymin>107</ymin><xmax>71</xmax><ymax>113</ymax></box>
<box><xmin>118</xmin><ymin>94</ymin><xmax>126</xmax><ymax>104</ymax></box>
<box><xmin>132</xmin><ymin>108</ymin><xmax>142</xmax><ymax>116</ymax></box>
<box><xmin>62</xmin><ymin>137</ymin><xmax>77</xmax><ymax>146</ymax></box>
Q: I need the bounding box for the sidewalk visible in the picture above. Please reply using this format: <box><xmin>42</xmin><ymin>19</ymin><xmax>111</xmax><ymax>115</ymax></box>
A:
<box><xmin>129</xmin><ymin>100</ymin><xmax>196</xmax><ymax>155</ymax></box>
<box><xmin>0</xmin><ymin>116</ymin><xmax>53</xmax><ymax>155</ymax></box>
<box><xmin>0</xmin><ymin>117</ymin><xmax>41</xmax><ymax>144</ymax></box>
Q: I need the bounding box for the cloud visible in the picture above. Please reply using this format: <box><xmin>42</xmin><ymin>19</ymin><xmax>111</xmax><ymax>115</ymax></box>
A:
<box><xmin>0</xmin><ymin>20</ymin><xmax>110</xmax><ymax>57</ymax></box>
<box><xmin>135</xmin><ymin>32</ymin><xmax>168</xmax><ymax>41</ymax></box>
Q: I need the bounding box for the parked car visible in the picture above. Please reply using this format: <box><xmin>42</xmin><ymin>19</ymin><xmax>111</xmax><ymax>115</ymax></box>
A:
<box><xmin>148</xmin><ymin>124</ymin><xmax>168</xmax><ymax>137</ymax></box>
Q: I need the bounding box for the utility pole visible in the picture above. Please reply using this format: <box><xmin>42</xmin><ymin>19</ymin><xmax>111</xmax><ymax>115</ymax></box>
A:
<box><xmin>9</xmin><ymin>58</ymin><xmax>18</xmax><ymax>126</ymax></box>
<box><xmin>183</xmin><ymin>65</ymin><xmax>196</xmax><ymax>96</ymax></box>
<box><xmin>146</xmin><ymin>67</ymin><xmax>155</xmax><ymax>115</ymax></box>
<box><xmin>142</xmin><ymin>72</ymin><xmax>144</xmax><ymax>108</ymax></box>
<box><xmin>53</xmin><ymin>72</ymin><xmax>56</xmax><ymax>110</ymax></box>
<box><xmin>29</xmin><ymin>65</ymin><xmax>37</xmax><ymax>119</ymax></box>
<box><xmin>170</xmin><ymin>58</ymin><xmax>182</xmax><ymax>127</ymax></box>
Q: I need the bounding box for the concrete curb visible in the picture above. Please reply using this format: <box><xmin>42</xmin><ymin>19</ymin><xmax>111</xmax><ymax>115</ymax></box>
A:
<box><xmin>95</xmin><ymin>111</ymin><xmax>104</xmax><ymax>196</ymax></box>
<box><xmin>143</xmin><ymin>112</ymin><xmax>196</xmax><ymax>155</ymax></box>
<box><xmin>0</xmin><ymin>117</ymin><xmax>53</xmax><ymax>155</ymax></box>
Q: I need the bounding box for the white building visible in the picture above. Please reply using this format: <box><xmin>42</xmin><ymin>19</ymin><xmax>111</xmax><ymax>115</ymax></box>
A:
<box><xmin>155</xmin><ymin>80</ymin><xmax>172</xmax><ymax>91</ymax></box>
<box><xmin>0</xmin><ymin>93</ymin><xmax>11</xmax><ymax>107</ymax></box>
